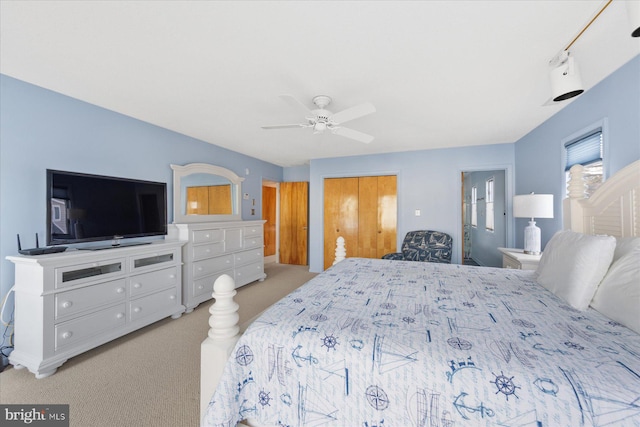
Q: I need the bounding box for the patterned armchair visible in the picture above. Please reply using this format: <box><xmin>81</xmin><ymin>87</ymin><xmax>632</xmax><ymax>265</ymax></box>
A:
<box><xmin>382</xmin><ymin>230</ymin><xmax>453</xmax><ymax>263</ymax></box>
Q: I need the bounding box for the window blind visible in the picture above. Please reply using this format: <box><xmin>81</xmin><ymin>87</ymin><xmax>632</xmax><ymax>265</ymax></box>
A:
<box><xmin>565</xmin><ymin>130</ymin><xmax>603</xmax><ymax>171</ymax></box>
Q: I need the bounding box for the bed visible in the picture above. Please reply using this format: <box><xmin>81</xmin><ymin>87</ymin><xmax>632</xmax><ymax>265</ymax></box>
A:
<box><xmin>200</xmin><ymin>160</ymin><xmax>640</xmax><ymax>427</ymax></box>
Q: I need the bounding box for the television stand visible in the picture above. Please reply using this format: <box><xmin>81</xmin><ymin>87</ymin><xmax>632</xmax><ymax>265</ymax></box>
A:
<box><xmin>7</xmin><ymin>240</ymin><xmax>185</xmax><ymax>378</ymax></box>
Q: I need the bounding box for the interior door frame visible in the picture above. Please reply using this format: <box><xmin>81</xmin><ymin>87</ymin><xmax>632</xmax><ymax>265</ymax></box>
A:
<box><xmin>262</xmin><ymin>179</ymin><xmax>279</xmax><ymax>264</ymax></box>
<box><xmin>458</xmin><ymin>164</ymin><xmax>514</xmax><ymax>265</ymax></box>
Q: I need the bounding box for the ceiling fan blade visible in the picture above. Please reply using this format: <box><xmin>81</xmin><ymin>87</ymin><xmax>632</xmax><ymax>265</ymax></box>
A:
<box><xmin>330</xmin><ymin>102</ymin><xmax>376</xmax><ymax>124</ymax></box>
<box><xmin>333</xmin><ymin>127</ymin><xmax>374</xmax><ymax>144</ymax></box>
<box><xmin>279</xmin><ymin>94</ymin><xmax>313</xmax><ymax>115</ymax></box>
<box><xmin>261</xmin><ymin>124</ymin><xmax>306</xmax><ymax>130</ymax></box>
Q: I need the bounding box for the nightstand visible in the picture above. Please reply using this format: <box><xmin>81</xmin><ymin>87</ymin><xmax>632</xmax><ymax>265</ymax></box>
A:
<box><xmin>498</xmin><ymin>247</ymin><xmax>542</xmax><ymax>270</ymax></box>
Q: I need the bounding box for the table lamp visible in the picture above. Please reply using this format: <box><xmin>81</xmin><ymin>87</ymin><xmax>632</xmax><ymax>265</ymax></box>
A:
<box><xmin>513</xmin><ymin>193</ymin><xmax>554</xmax><ymax>255</ymax></box>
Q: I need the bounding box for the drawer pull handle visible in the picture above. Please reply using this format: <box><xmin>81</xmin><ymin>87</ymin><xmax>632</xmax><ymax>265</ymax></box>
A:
<box><xmin>198</xmin><ymin>267</ymin><xmax>203</xmax><ymax>271</ymax></box>
<box><xmin>116</xmin><ymin>313</ymin><xmax>124</xmax><ymax>319</ymax></box>
<box><xmin>116</xmin><ymin>287</ymin><xmax>125</xmax><ymax>294</ymax></box>
<box><xmin>198</xmin><ymin>285</ymin><xmax>203</xmax><ymax>290</ymax></box>
<box><xmin>226</xmin><ymin>260</ymin><xmax>231</xmax><ymax>264</ymax></box>
<box><xmin>62</xmin><ymin>331</ymin><xmax>72</xmax><ymax>339</ymax></box>
<box><xmin>133</xmin><ymin>283</ymin><xmax>141</xmax><ymax>289</ymax></box>
<box><xmin>169</xmin><ymin>295</ymin><xmax>176</xmax><ymax>300</ymax></box>
<box><xmin>133</xmin><ymin>307</ymin><xmax>141</xmax><ymax>313</ymax></box>
<box><xmin>206</xmin><ymin>248</ymin><xmax>211</xmax><ymax>253</ymax></box>
<box><xmin>169</xmin><ymin>274</ymin><xmax>175</xmax><ymax>279</ymax></box>
<box><xmin>61</xmin><ymin>301</ymin><xmax>72</xmax><ymax>309</ymax></box>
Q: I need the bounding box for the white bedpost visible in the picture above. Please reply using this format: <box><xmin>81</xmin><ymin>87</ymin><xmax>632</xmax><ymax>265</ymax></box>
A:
<box><xmin>200</xmin><ymin>274</ymin><xmax>240</xmax><ymax>422</ymax></box>
<box><xmin>563</xmin><ymin>164</ymin><xmax>587</xmax><ymax>232</ymax></box>
<box><xmin>333</xmin><ymin>236</ymin><xmax>346</xmax><ymax>265</ymax></box>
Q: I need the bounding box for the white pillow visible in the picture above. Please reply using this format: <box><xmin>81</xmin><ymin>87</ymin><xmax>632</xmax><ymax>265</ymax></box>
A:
<box><xmin>590</xmin><ymin>245</ymin><xmax>640</xmax><ymax>334</ymax></box>
<box><xmin>536</xmin><ymin>230</ymin><xmax>616</xmax><ymax>310</ymax></box>
<box><xmin>612</xmin><ymin>237</ymin><xmax>640</xmax><ymax>263</ymax></box>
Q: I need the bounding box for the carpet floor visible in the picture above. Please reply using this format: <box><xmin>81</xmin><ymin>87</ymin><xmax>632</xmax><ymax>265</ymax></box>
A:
<box><xmin>0</xmin><ymin>263</ymin><xmax>316</xmax><ymax>427</ymax></box>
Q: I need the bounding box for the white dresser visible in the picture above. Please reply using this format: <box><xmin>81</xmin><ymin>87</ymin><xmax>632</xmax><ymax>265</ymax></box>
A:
<box><xmin>7</xmin><ymin>240</ymin><xmax>185</xmax><ymax>378</ymax></box>
<box><xmin>168</xmin><ymin>220</ymin><xmax>266</xmax><ymax>312</ymax></box>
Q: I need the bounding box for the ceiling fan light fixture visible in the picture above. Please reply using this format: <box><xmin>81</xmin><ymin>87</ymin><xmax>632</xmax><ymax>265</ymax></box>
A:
<box><xmin>314</xmin><ymin>122</ymin><xmax>327</xmax><ymax>132</ymax></box>
<box><xmin>549</xmin><ymin>52</ymin><xmax>584</xmax><ymax>102</ymax></box>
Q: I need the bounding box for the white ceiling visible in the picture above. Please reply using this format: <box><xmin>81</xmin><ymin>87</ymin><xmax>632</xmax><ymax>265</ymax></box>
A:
<box><xmin>1</xmin><ymin>1</ymin><xmax>638</xmax><ymax>167</ymax></box>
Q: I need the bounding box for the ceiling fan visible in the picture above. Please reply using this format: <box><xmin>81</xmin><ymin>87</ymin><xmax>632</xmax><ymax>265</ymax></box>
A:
<box><xmin>261</xmin><ymin>95</ymin><xmax>376</xmax><ymax>143</ymax></box>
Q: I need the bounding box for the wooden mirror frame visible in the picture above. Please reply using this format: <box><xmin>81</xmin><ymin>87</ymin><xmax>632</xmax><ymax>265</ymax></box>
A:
<box><xmin>171</xmin><ymin>163</ymin><xmax>244</xmax><ymax>223</ymax></box>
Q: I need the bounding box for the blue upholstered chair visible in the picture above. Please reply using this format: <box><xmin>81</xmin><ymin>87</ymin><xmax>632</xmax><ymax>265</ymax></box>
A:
<box><xmin>382</xmin><ymin>230</ymin><xmax>453</xmax><ymax>263</ymax></box>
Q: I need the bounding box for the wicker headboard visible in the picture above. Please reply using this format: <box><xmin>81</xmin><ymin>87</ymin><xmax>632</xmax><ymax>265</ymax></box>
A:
<box><xmin>564</xmin><ymin>160</ymin><xmax>639</xmax><ymax>238</ymax></box>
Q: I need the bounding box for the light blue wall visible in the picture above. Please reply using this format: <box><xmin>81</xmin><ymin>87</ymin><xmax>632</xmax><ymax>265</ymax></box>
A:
<box><xmin>309</xmin><ymin>145</ymin><xmax>516</xmax><ymax>272</ymax></box>
<box><xmin>283</xmin><ymin>164</ymin><xmax>310</xmax><ymax>182</ymax></box>
<box><xmin>0</xmin><ymin>75</ymin><xmax>283</xmax><ymax>359</ymax></box>
<box><xmin>514</xmin><ymin>55</ymin><xmax>640</xmax><ymax>248</ymax></box>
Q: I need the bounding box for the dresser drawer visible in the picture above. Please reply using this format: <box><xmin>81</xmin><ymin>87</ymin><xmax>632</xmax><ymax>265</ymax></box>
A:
<box><xmin>55</xmin><ymin>304</ymin><xmax>126</xmax><ymax>351</ymax></box>
<box><xmin>55</xmin><ymin>279</ymin><xmax>126</xmax><ymax>321</ymax></box>
<box><xmin>192</xmin><ymin>241</ymin><xmax>225</xmax><ymax>261</ymax></box>
<box><xmin>130</xmin><ymin>250</ymin><xmax>177</xmax><ymax>273</ymax></box>
<box><xmin>192</xmin><ymin>270</ymin><xmax>233</xmax><ymax>299</ymax></box>
<box><xmin>243</xmin><ymin>236</ymin><xmax>263</xmax><ymax>249</ymax></box>
<box><xmin>55</xmin><ymin>258</ymin><xmax>125</xmax><ymax>289</ymax></box>
<box><xmin>129</xmin><ymin>266</ymin><xmax>178</xmax><ymax>297</ymax></box>
<box><xmin>192</xmin><ymin>229</ymin><xmax>224</xmax><ymax>244</ymax></box>
<box><xmin>234</xmin><ymin>261</ymin><xmax>264</xmax><ymax>286</ymax></box>
<box><xmin>129</xmin><ymin>288</ymin><xmax>180</xmax><ymax>322</ymax></box>
<box><xmin>193</xmin><ymin>255</ymin><xmax>234</xmax><ymax>279</ymax></box>
<box><xmin>234</xmin><ymin>248</ymin><xmax>264</xmax><ymax>266</ymax></box>
<box><xmin>243</xmin><ymin>225</ymin><xmax>263</xmax><ymax>238</ymax></box>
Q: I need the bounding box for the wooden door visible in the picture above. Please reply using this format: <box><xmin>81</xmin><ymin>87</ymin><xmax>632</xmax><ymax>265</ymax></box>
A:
<box><xmin>358</xmin><ymin>176</ymin><xmax>397</xmax><ymax>258</ymax></box>
<box><xmin>279</xmin><ymin>182</ymin><xmax>308</xmax><ymax>265</ymax></box>
<box><xmin>324</xmin><ymin>178</ymin><xmax>359</xmax><ymax>270</ymax></box>
<box><xmin>324</xmin><ymin>176</ymin><xmax>397</xmax><ymax>269</ymax></box>
<box><xmin>375</xmin><ymin>175</ymin><xmax>397</xmax><ymax>257</ymax></box>
<box><xmin>262</xmin><ymin>185</ymin><xmax>277</xmax><ymax>257</ymax></box>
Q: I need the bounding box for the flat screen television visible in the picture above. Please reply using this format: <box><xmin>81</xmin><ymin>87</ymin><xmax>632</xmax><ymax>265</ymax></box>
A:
<box><xmin>46</xmin><ymin>169</ymin><xmax>167</xmax><ymax>247</ymax></box>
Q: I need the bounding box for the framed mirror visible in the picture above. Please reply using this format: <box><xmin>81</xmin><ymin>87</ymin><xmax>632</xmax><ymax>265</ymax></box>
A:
<box><xmin>171</xmin><ymin>163</ymin><xmax>244</xmax><ymax>223</ymax></box>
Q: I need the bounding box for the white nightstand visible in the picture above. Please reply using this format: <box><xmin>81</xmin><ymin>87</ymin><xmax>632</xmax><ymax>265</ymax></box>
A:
<box><xmin>498</xmin><ymin>247</ymin><xmax>542</xmax><ymax>270</ymax></box>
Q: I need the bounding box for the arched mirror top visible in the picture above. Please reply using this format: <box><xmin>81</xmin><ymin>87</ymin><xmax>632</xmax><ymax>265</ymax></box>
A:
<box><xmin>171</xmin><ymin>163</ymin><xmax>244</xmax><ymax>223</ymax></box>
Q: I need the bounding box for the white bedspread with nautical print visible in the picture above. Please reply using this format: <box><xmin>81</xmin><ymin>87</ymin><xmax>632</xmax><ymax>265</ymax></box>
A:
<box><xmin>202</xmin><ymin>258</ymin><xmax>640</xmax><ymax>427</ymax></box>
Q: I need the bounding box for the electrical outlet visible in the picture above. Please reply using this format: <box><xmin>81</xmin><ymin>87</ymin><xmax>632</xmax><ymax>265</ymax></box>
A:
<box><xmin>415</xmin><ymin>209</ymin><xmax>421</xmax><ymax>216</ymax></box>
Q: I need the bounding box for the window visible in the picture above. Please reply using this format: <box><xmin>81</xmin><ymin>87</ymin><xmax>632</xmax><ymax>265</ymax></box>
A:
<box><xmin>485</xmin><ymin>178</ymin><xmax>494</xmax><ymax>231</ymax></box>
<box><xmin>471</xmin><ymin>186</ymin><xmax>477</xmax><ymax>228</ymax></box>
<box><xmin>565</xmin><ymin>129</ymin><xmax>603</xmax><ymax>197</ymax></box>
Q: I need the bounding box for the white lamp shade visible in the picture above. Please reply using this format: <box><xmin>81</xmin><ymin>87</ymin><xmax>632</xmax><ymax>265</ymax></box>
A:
<box><xmin>550</xmin><ymin>56</ymin><xmax>584</xmax><ymax>102</ymax></box>
<box><xmin>513</xmin><ymin>194</ymin><xmax>554</xmax><ymax>219</ymax></box>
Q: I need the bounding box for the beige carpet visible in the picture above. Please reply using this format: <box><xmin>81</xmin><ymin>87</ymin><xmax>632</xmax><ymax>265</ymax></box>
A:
<box><xmin>0</xmin><ymin>263</ymin><xmax>317</xmax><ymax>427</ymax></box>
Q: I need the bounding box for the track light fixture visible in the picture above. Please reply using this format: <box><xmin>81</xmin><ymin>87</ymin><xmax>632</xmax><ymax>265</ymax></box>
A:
<box><xmin>546</xmin><ymin>0</ymin><xmax>615</xmax><ymax>102</ymax></box>
<box><xmin>549</xmin><ymin>51</ymin><xmax>584</xmax><ymax>102</ymax></box>
<box><xmin>628</xmin><ymin>0</ymin><xmax>640</xmax><ymax>37</ymax></box>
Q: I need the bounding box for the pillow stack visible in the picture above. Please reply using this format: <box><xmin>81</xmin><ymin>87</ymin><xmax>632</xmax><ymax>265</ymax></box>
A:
<box><xmin>535</xmin><ymin>230</ymin><xmax>616</xmax><ymax>311</ymax></box>
<box><xmin>590</xmin><ymin>237</ymin><xmax>640</xmax><ymax>334</ymax></box>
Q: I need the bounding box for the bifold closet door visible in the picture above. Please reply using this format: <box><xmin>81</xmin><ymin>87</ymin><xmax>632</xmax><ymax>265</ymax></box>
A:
<box><xmin>358</xmin><ymin>175</ymin><xmax>397</xmax><ymax>259</ymax></box>
<box><xmin>324</xmin><ymin>178</ymin><xmax>359</xmax><ymax>270</ymax></box>
<box><xmin>323</xmin><ymin>176</ymin><xmax>397</xmax><ymax>270</ymax></box>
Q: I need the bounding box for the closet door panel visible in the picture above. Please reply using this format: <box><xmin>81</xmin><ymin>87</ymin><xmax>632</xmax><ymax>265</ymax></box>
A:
<box><xmin>377</xmin><ymin>175</ymin><xmax>398</xmax><ymax>258</ymax></box>
<box><xmin>324</xmin><ymin>178</ymin><xmax>359</xmax><ymax>270</ymax></box>
<box><xmin>358</xmin><ymin>176</ymin><xmax>380</xmax><ymax>259</ymax></box>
